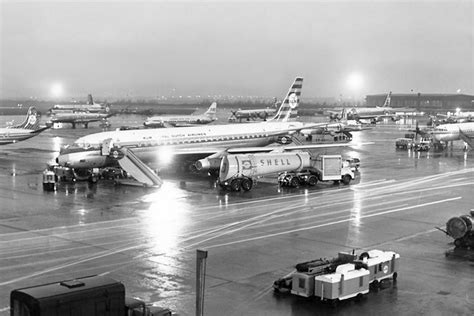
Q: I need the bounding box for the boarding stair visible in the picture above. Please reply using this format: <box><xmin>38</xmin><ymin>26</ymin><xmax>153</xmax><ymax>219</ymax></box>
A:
<box><xmin>100</xmin><ymin>138</ymin><xmax>162</xmax><ymax>187</ymax></box>
<box><xmin>115</xmin><ymin>147</ymin><xmax>163</xmax><ymax>187</ymax></box>
<box><xmin>458</xmin><ymin>128</ymin><xmax>474</xmax><ymax>149</ymax></box>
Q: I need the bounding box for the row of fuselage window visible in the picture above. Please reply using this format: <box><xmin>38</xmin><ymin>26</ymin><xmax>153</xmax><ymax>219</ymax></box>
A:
<box><xmin>81</xmin><ymin>133</ymin><xmax>273</xmax><ymax>149</ymax></box>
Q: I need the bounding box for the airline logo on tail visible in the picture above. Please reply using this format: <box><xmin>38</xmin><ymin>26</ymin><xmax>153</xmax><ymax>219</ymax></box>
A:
<box><xmin>13</xmin><ymin>107</ymin><xmax>41</xmax><ymax>130</ymax></box>
<box><xmin>204</xmin><ymin>102</ymin><xmax>218</xmax><ymax>117</ymax></box>
<box><xmin>269</xmin><ymin>77</ymin><xmax>303</xmax><ymax>122</ymax></box>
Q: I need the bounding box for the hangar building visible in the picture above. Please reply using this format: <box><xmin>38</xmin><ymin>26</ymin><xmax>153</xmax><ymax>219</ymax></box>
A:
<box><xmin>366</xmin><ymin>93</ymin><xmax>474</xmax><ymax>112</ymax></box>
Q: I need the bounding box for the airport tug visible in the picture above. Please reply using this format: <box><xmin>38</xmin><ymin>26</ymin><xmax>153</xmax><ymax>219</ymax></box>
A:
<box><xmin>437</xmin><ymin>210</ymin><xmax>474</xmax><ymax>253</ymax></box>
<box><xmin>273</xmin><ymin>249</ymin><xmax>400</xmax><ymax>306</ymax></box>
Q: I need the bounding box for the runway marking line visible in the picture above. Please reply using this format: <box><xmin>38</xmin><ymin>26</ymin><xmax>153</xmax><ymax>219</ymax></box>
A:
<box><xmin>203</xmin><ymin>196</ymin><xmax>462</xmax><ymax>249</ymax></box>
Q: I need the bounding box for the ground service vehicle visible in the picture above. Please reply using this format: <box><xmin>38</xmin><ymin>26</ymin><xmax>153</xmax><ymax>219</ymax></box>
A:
<box><xmin>273</xmin><ymin>249</ymin><xmax>400</xmax><ymax>305</ymax></box>
<box><xmin>10</xmin><ymin>275</ymin><xmax>172</xmax><ymax>316</ymax></box>
<box><xmin>395</xmin><ymin>137</ymin><xmax>414</xmax><ymax>149</ymax></box>
<box><xmin>42</xmin><ymin>169</ymin><xmax>56</xmax><ymax>191</ymax></box>
<box><xmin>278</xmin><ymin>155</ymin><xmax>355</xmax><ymax>188</ymax></box>
<box><xmin>413</xmin><ymin>137</ymin><xmax>431</xmax><ymax>151</ymax></box>
<box><xmin>312</xmin><ymin>155</ymin><xmax>354</xmax><ymax>185</ymax></box>
<box><xmin>218</xmin><ymin>152</ymin><xmax>312</xmax><ymax>191</ymax></box>
<box><xmin>443</xmin><ymin>211</ymin><xmax>474</xmax><ymax>248</ymax></box>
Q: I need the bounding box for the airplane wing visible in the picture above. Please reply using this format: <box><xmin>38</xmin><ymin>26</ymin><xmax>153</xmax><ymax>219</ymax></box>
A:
<box><xmin>158</xmin><ymin>141</ymin><xmax>373</xmax><ymax>156</ymax></box>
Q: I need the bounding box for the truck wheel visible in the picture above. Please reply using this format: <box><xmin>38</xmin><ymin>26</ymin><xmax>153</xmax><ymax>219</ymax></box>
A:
<box><xmin>342</xmin><ymin>174</ymin><xmax>351</xmax><ymax>185</ymax></box>
<box><xmin>454</xmin><ymin>238</ymin><xmax>463</xmax><ymax>248</ymax></box>
<box><xmin>393</xmin><ymin>272</ymin><xmax>398</xmax><ymax>282</ymax></box>
<box><xmin>307</xmin><ymin>175</ymin><xmax>318</xmax><ymax>186</ymax></box>
<box><xmin>230</xmin><ymin>178</ymin><xmax>241</xmax><ymax>191</ymax></box>
<box><xmin>290</xmin><ymin>176</ymin><xmax>300</xmax><ymax>188</ymax></box>
<box><xmin>241</xmin><ymin>178</ymin><xmax>253</xmax><ymax>191</ymax></box>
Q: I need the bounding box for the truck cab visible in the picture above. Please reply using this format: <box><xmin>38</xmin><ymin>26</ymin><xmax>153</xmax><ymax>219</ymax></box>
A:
<box><xmin>413</xmin><ymin>137</ymin><xmax>431</xmax><ymax>151</ymax></box>
<box><xmin>10</xmin><ymin>275</ymin><xmax>172</xmax><ymax>316</ymax></box>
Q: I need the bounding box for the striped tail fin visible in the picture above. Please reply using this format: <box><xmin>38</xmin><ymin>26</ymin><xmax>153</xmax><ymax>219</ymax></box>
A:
<box><xmin>11</xmin><ymin>107</ymin><xmax>41</xmax><ymax>130</ymax></box>
<box><xmin>383</xmin><ymin>91</ymin><xmax>392</xmax><ymax>107</ymax></box>
<box><xmin>268</xmin><ymin>77</ymin><xmax>303</xmax><ymax>122</ymax></box>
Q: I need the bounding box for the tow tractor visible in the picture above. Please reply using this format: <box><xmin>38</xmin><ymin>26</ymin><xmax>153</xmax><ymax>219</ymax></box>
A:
<box><xmin>273</xmin><ymin>249</ymin><xmax>400</xmax><ymax>305</ymax></box>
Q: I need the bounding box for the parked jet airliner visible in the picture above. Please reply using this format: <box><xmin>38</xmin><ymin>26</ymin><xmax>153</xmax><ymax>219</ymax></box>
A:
<box><xmin>430</xmin><ymin>121</ymin><xmax>474</xmax><ymax>148</ymax></box>
<box><xmin>329</xmin><ymin>92</ymin><xmax>395</xmax><ymax>123</ymax></box>
<box><xmin>57</xmin><ymin>77</ymin><xmax>366</xmax><ymax>186</ymax></box>
<box><xmin>0</xmin><ymin>107</ymin><xmax>49</xmax><ymax>145</ymax></box>
<box><xmin>144</xmin><ymin>102</ymin><xmax>217</xmax><ymax>128</ymax></box>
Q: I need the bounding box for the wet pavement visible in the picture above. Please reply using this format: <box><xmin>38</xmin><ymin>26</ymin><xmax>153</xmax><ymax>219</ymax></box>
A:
<box><xmin>0</xmin><ymin>114</ymin><xmax>473</xmax><ymax>315</ymax></box>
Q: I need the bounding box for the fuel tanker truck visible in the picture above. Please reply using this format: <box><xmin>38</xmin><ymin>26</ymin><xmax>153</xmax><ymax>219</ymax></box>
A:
<box><xmin>442</xmin><ymin>211</ymin><xmax>474</xmax><ymax>248</ymax></box>
<box><xmin>218</xmin><ymin>152</ymin><xmax>355</xmax><ymax>191</ymax></box>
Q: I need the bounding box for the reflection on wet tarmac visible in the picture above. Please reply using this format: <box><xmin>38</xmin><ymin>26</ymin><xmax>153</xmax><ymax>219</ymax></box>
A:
<box><xmin>0</xmin><ymin>117</ymin><xmax>473</xmax><ymax>315</ymax></box>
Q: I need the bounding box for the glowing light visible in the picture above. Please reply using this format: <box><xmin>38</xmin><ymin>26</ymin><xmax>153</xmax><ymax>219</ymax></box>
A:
<box><xmin>346</xmin><ymin>72</ymin><xmax>364</xmax><ymax>92</ymax></box>
<box><xmin>157</xmin><ymin>146</ymin><xmax>175</xmax><ymax>165</ymax></box>
<box><xmin>51</xmin><ymin>82</ymin><xmax>64</xmax><ymax>98</ymax></box>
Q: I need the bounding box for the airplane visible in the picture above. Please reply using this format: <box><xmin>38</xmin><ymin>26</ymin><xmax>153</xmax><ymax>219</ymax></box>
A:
<box><xmin>48</xmin><ymin>111</ymin><xmax>112</xmax><ymax>129</ymax></box>
<box><xmin>228</xmin><ymin>99</ymin><xmax>280</xmax><ymax>122</ymax></box>
<box><xmin>329</xmin><ymin>92</ymin><xmax>396</xmax><ymax>123</ymax></box>
<box><xmin>143</xmin><ymin>102</ymin><xmax>218</xmax><ymax>128</ymax></box>
<box><xmin>0</xmin><ymin>107</ymin><xmax>50</xmax><ymax>145</ymax></box>
<box><xmin>56</xmin><ymin>77</ymin><xmax>358</xmax><ymax>185</ymax></box>
<box><xmin>301</xmin><ymin>108</ymin><xmax>371</xmax><ymax>141</ymax></box>
<box><xmin>431</xmin><ymin>109</ymin><xmax>474</xmax><ymax>125</ymax></box>
<box><xmin>429</xmin><ymin>121</ymin><xmax>474</xmax><ymax>149</ymax></box>
<box><xmin>49</xmin><ymin>94</ymin><xmax>110</xmax><ymax>114</ymax></box>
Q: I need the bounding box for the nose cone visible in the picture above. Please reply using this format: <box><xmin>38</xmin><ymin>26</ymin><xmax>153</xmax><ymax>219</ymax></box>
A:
<box><xmin>57</xmin><ymin>153</ymin><xmax>70</xmax><ymax>167</ymax></box>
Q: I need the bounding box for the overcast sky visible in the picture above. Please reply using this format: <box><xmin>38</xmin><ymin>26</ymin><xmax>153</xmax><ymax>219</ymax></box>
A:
<box><xmin>1</xmin><ymin>0</ymin><xmax>473</xmax><ymax>100</ymax></box>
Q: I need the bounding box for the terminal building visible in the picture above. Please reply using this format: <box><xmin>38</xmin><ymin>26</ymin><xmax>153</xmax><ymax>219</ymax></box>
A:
<box><xmin>366</xmin><ymin>93</ymin><xmax>474</xmax><ymax>112</ymax></box>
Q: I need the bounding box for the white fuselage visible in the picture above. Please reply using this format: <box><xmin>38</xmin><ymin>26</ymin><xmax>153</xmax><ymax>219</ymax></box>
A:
<box><xmin>58</xmin><ymin>121</ymin><xmax>306</xmax><ymax>169</ymax></box>
<box><xmin>349</xmin><ymin>106</ymin><xmax>394</xmax><ymax>116</ymax></box>
<box><xmin>144</xmin><ymin>114</ymin><xmax>214</xmax><ymax>127</ymax></box>
<box><xmin>51</xmin><ymin>104</ymin><xmax>106</xmax><ymax>113</ymax></box>
<box><xmin>431</xmin><ymin>122</ymin><xmax>474</xmax><ymax>142</ymax></box>
<box><xmin>51</xmin><ymin>112</ymin><xmax>109</xmax><ymax>124</ymax></box>
<box><xmin>0</xmin><ymin>128</ymin><xmax>38</xmax><ymax>145</ymax></box>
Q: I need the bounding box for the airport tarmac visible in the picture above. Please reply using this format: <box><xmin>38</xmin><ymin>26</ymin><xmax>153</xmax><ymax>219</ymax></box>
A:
<box><xmin>0</xmin><ymin>115</ymin><xmax>473</xmax><ymax>315</ymax></box>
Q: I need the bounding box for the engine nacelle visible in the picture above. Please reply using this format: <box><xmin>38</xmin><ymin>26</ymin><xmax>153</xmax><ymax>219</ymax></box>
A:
<box><xmin>276</xmin><ymin>135</ymin><xmax>293</xmax><ymax>145</ymax></box>
<box><xmin>446</xmin><ymin>215</ymin><xmax>473</xmax><ymax>239</ymax></box>
<box><xmin>195</xmin><ymin>157</ymin><xmax>223</xmax><ymax>171</ymax></box>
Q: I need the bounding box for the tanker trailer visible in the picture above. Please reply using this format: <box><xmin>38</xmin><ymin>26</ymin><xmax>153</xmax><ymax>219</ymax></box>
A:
<box><xmin>218</xmin><ymin>152</ymin><xmax>311</xmax><ymax>191</ymax></box>
<box><xmin>445</xmin><ymin>212</ymin><xmax>474</xmax><ymax>248</ymax></box>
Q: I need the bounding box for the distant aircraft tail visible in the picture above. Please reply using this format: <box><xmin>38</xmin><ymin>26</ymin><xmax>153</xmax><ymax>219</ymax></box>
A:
<box><xmin>204</xmin><ymin>102</ymin><xmax>217</xmax><ymax>118</ymax></box>
<box><xmin>87</xmin><ymin>94</ymin><xmax>94</xmax><ymax>105</ymax></box>
<box><xmin>382</xmin><ymin>91</ymin><xmax>392</xmax><ymax>107</ymax></box>
<box><xmin>268</xmin><ymin>77</ymin><xmax>303</xmax><ymax>122</ymax></box>
<box><xmin>11</xmin><ymin>107</ymin><xmax>42</xmax><ymax>130</ymax></box>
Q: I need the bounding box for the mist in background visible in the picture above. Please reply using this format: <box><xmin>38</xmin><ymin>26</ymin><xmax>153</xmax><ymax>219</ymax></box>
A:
<box><xmin>1</xmin><ymin>0</ymin><xmax>473</xmax><ymax>100</ymax></box>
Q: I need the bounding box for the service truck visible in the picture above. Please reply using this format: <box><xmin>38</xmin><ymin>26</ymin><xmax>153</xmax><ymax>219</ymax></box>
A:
<box><xmin>273</xmin><ymin>249</ymin><xmax>399</xmax><ymax>305</ymax></box>
<box><xmin>218</xmin><ymin>153</ymin><xmax>355</xmax><ymax>191</ymax></box>
<box><xmin>10</xmin><ymin>275</ymin><xmax>172</xmax><ymax>316</ymax></box>
<box><xmin>218</xmin><ymin>152</ymin><xmax>312</xmax><ymax>191</ymax></box>
<box><xmin>278</xmin><ymin>154</ymin><xmax>355</xmax><ymax>188</ymax></box>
